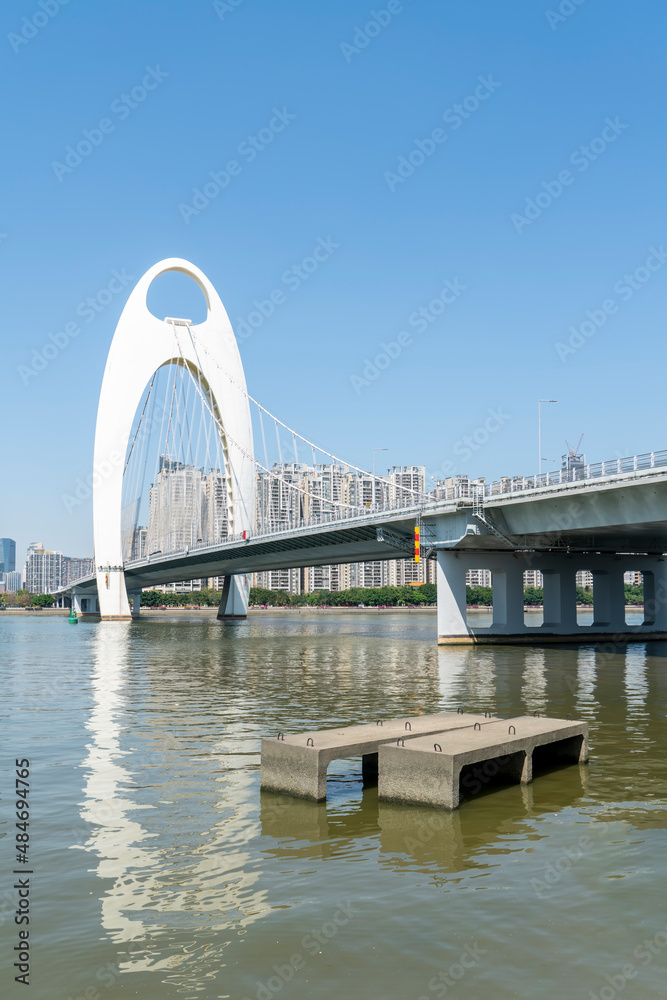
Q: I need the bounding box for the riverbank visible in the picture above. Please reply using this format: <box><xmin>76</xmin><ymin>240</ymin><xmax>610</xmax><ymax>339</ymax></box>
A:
<box><xmin>0</xmin><ymin>604</ymin><xmax>645</xmax><ymax>617</ymax></box>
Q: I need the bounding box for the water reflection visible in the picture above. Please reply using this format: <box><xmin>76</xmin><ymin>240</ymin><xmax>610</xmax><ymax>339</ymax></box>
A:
<box><xmin>259</xmin><ymin>763</ymin><xmax>589</xmax><ymax>880</ymax></box>
<box><xmin>51</xmin><ymin>611</ymin><xmax>667</xmax><ymax>998</ymax></box>
<box><xmin>78</xmin><ymin>622</ymin><xmax>160</xmax><ymax>943</ymax></box>
<box><xmin>78</xmin><ymin>620</ymin><xmax>271</xmax><ymax>959</ymax></box>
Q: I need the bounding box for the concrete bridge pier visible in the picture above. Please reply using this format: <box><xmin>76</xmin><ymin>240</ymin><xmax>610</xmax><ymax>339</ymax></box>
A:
<box><xmin>436</xmin><ymin>549</ymin><xmax>667</xmax><ymax>645</ymax></box>
<box><xmin>217</xmin><ymin>574</ymin><xmax>250</xmax><ymax>620</ymax></box>
<box><xmin>71</xmin><ymin>588</ymin><xmax>100</xmax><ymax>618</ymax></box>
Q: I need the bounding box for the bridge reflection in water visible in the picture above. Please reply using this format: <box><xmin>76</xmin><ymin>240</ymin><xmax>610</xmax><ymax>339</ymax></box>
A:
<box><xmin>59</xmin><ymin>612</ymin><xmax>667</xmax><ymax>998</ymax></box>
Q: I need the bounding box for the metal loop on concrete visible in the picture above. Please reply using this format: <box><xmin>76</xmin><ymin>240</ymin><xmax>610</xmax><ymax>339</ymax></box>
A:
<box><xmin>405</xmin><ymin>722</ymin><xmax>412</xmax><ymax>730</ymax></box>
<box><xmin>457</xmin><ymin>708</ymin><xmax>464</xmax><ymax>714</ymax></box>
<box><xmin>397</xmin><ymin>738</ymin><xmax>405</xmax><ymax>747</ymax></box>
<box><xmin>306</xmin><ymin>737</ymin><xmax>314</xmax><ymax>746</ymax></box>
<box><xmin>508</xmin><ymin>725</ymin><xmax>516</xmax><ymax>734</ymax></box>
<box><xmin>277</xmin><ymin>732</ymin><xmax>284</xmax><ymax>741</ymax></box>
<box><xmin>533</xmin><ymin>711</ymin><xmax>541</xmax><ymax>717</ymax></box>
<box><xmin>474</xmin><ymin>723</ymin><xmax>481</xmax><ymax>730</ymax></box>
<box><xmin>376</xmin><ymin>720</ymin><xmax>383</xmax><ymax>726</ymax></box>
<box><xmin>484</xmin><ymin>712</ymin><xmax>492</xmax><ymax>718</ymax></box>
<box><xmin>434</xmin><ymin>743</ymin><xmax>442</xmax><ymax>752</ymax></box>
<box><xmin>566</xmin><ymin>714</ymin><xmax>573</xmax><ymax>720</ymax></box>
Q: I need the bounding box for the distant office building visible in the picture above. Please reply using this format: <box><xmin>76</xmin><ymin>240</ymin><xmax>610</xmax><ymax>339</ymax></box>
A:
<box><xmin>0</xmin><ymin>538</ymin><xmax>16</xmax><ymax>575</ymax></box>
<box><xmin>5</xmin><ymin>570</ymin><xmax>23</xmax><ymax>592</ymax></box>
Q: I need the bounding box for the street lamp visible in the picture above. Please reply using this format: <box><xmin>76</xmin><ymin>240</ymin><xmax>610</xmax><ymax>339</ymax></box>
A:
<box><xmin>372</xmin><ymin>448</ymin><xmax>388</xmax><ymax>507</ymax></box>
<box><xmin>538</xmin><ymin>400</ymin><xmax>557</xmax><ymax>476</ymax></box>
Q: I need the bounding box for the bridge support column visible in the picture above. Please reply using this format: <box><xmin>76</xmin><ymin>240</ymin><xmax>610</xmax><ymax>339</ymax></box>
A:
<box><xmin>643</xmin><ymin>559</ymin><xmax>667</xmax><ymax>629</ymax></box>
<box><xmin>492</xmin><ymin>564</ymin><xmax>525</xmax><ymax>632</ymax></box>
<box><xmin>71</xmin><ymin>589</ymin><xmax>82</xmax><ymax>617</ymax></box>
<box><xmin>436</xmin><ymin>552</ymin><xmax>470</xmax><ymax>640</ymax></box>
<box><xmin>128</xmin><ymin>592</ymin><xmax>141</xmax><ymax>617</ymax></box>
<box><xmin>591</xmin><ymin>568</ymin><xmax>626</xmax><ymax>630</ymax></box>
<box><xmin>542</xmin><ymin>568</ymin><xmax>577</xmax><ymax>632</ymax></box>
<box><xmin>217</xmin><ymin>574</ymin><xmax>250</xmax><ymax>620</ymax></box>
<box><xmin>436</xmin><ymin>551</ymin><xmax>667</xmax><ymax>645</ymax></box>
<box><xmin>96</xmin><ymin>567</ymin><xmax>131</xmax><ymax>620</ymax></box>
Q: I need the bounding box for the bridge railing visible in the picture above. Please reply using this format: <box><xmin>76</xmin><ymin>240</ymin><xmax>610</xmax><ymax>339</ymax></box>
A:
<box><xmin>479</xmin><ymin>449</ymin><xmax>667</xmax><ymax>497</ymax></box>
<box><xmin>68</xmin><ymin>448</ymin><xmax>667</xmax><ymax>580</ymax></box>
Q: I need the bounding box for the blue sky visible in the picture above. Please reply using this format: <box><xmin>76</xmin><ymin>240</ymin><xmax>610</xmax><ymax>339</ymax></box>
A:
<box><xmin>2</xmin><ymin>0</ymin><xmax>667</xmax><ymax>564</ymax></box>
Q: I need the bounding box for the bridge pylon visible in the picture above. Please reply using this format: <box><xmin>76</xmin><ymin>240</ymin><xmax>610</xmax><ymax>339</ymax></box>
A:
<box><xmin>92</xmin><ymin>259</ymin><xmax>255</xmax><ymax>620</ymax></box>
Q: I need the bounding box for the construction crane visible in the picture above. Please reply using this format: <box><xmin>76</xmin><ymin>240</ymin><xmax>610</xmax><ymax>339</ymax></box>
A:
<box><xmin>562</xmin><ymin>434</ymin><xmax>585</xmax><ymax>474</ymax></box>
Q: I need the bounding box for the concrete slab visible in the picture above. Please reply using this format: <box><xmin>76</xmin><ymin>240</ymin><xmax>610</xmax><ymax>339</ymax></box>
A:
<box><xmin>378</xmin><ymin>715</ymin><xmax>588</xmax><ymax>809</ymax></box>
<box><xmin>437</xmin><ymin>632</ymin><xmax>667</xmax><ymax>645</ymax></box>
<box><xmin>260</xmin><ymin>711</ymin><xmax>498</xmax><ymax>801</ymax></box>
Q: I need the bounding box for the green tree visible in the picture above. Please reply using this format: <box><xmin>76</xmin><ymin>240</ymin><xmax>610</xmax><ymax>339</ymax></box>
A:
<box><xmin>249</xmin><ymin>587</ymin><xmax>290</xmax><ymax>606</ymax></box>
<box><xmin>31</xmin><ymin>593</ymin><xmax>55</xmax><ymax>608</ymax></box>
<box><xmin>466</xmin><ymin>586</ymin><xmax>493</xmax><ymax>606</ymax></box>
<box><xmin>523</xmin><ymin>586</ymin><xmax>543</xmax><ymax>606</ymax></box>
<box><xmin>624</xmin><ymin>584</ymin><xmax>644</xmax><ymax>605</ymax></box>
<box><xmin>575</xmin><ymin>586</ymin><xmax>594</xmax><ymax>606</ymax></box>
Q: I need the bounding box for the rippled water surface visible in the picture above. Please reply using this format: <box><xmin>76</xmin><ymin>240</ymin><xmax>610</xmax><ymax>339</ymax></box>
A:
<box><xmin>2</xmin><ymin>610</ymin><xmax>666</xmax><ymax>999</ymax></box>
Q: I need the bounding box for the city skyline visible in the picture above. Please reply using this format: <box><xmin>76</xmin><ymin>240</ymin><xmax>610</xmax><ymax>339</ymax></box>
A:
<box><xmin>4</xmin><ymin>2</ymin><xmax>667</xmax><ymax>566</ymax></box>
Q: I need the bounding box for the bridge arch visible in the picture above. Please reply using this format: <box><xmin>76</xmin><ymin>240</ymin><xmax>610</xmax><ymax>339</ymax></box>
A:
<box><xmin>92</xmin><ymin>258</ymin><xmax>255</xmax><ymax>619</ymax></box>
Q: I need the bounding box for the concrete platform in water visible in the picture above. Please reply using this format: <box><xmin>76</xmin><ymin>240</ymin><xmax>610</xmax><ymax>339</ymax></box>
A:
<box><xmin>378</xmin><ymin>715</ymin><xmax>588</xmax><ymax>809</ymax></box>
<box><xmin>260</xmin><ymin>712</ymin><xmax>498</xmax><ymax>801</ymax></box>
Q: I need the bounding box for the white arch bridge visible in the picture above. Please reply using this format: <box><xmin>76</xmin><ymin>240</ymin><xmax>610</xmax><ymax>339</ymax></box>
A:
<box><xmin>56</xmin><ymin>259</ymin><xmax>667</xmax><ymax>644</ymax></box>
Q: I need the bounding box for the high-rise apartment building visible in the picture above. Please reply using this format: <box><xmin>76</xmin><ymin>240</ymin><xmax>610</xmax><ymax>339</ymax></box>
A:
<box><xmin>252</xmin><ymin>463</ymin><xmax>432</xmax><ymax>594</ymax></box>
<box><xmin>146</xmin><ymin>459</ymin><xmax>229</xmax><ymax>556</ymax></box>
<box><xmin>63</xmin><ymin>557</ymin><xmax>95</xmax><ymax>586</ymax></box>
<box><xmin>25</xmin><ymin>543</ymin><xmax>64</xmax><ymax>593</ymax></box>
<box><xmin>23</xmin><ymin>544</ymin><xmax>94</xmax><ymax>593</ymax></box>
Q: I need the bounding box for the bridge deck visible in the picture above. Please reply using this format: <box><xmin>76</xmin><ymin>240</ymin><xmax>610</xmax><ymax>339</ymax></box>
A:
<box><xmin>378</xmin><ymin>716</ymin><xmax>588</xmax><ymax>809</ymax></box>
<box><xmin>260</xmin><ymin>712</ymin><xmax>498</xmax><ymax>801</ymax></box>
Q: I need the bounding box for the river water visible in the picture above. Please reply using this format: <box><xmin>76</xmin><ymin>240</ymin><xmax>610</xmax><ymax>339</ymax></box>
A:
<box><xmin>1</xmin><ymin>610</ymin><xmax>666</xmax><ymax>1000</ymax></box>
